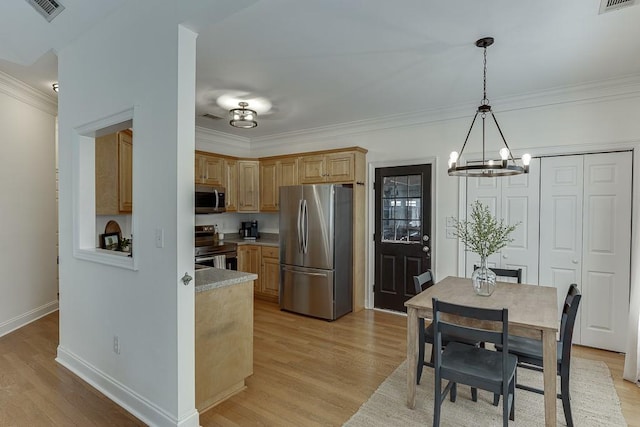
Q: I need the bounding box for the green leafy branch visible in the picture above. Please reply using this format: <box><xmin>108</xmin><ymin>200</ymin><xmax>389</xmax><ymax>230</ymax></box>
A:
<box><xmin>453</xmin><ymin>201</ymin><xmax>519</xmax><ymax>258</ymax></box>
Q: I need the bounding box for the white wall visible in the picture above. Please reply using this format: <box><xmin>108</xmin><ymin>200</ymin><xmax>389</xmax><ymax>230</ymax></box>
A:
<box><xmin>0</xmin><ymin>72</ymin><xmax>58</xmax><ymax>337</ymax></box>
<box><xmin>54</xmin><ymin>2</ymin><xmax>257</xmax><ymax>426</ymax></box>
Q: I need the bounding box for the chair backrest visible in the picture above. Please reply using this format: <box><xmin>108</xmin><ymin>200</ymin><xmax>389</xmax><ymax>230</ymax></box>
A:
<box><xmin>559</xmin><ymin>284</ymin><xmax>582</xmax><ymax>363</ymax></box>
<box><xmin>413</xmin><ymin>270</ymin><xmax>434</xmax><ymax>295</ymax></box>
<box><xmin>474</xmin><ymin>265</ymin><xmax>523</xmax><ymax>283</ymax></box>
<box><xmin>432</xmin><ymin>298</ymin><xmax>510</xmax><ymax>378</ymax></box>
<box><xmin>432</xmin><ymin>298</ymin><xmax>509</xmax><ymax>349</ymax></box>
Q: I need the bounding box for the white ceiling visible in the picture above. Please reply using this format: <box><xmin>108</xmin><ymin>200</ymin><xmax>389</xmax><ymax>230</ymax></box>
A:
<box><xmin>3</xmin><ymin>0</ymin><xmax>640</xmax><ymax>139</ymax></box>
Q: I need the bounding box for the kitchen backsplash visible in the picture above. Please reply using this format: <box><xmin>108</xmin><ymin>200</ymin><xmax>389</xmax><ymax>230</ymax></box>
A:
<box><xmin>195</xmin><ymin>212</ymin><xmax>279</xmax><ymax>234</ymax></box>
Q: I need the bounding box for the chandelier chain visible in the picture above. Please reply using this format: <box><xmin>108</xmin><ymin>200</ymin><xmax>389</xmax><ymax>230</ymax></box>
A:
<box><xmin>482</xmin><ymin>46</ymin><xmax>488</xmax><ymax>104</ymax></box>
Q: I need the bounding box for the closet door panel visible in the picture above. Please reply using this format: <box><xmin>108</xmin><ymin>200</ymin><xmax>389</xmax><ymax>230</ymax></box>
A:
<box><xmin>580</xmin><ymin>152</ymin><xmax>631</xmax><ymax>352</ymax></box>
<box><xmin>539</xmin><ymin>155</ymin><xmax>584</xmax><ymax>341</ymax></box>
<box><xmin>501</xmin><ymin>158</ymin><xmax>540</xmax><ymax>284</ymax></box>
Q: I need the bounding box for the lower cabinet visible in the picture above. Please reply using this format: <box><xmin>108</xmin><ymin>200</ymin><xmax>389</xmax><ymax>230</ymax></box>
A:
<box><xmin>238</xmin><ymin>244</ymin><xmax>280</xmax><ymax>302</ymax></box>
<box><xmin>260</xmin><ymin>246</ymin><xmax>280</xmax><ymax>301</ymax></box>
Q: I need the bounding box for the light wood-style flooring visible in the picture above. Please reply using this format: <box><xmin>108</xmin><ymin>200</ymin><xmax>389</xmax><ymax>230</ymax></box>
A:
<box><xmin>1</xmin><ymin>301</ymin><xmax>638</xmax><ymax>426</ymax></box>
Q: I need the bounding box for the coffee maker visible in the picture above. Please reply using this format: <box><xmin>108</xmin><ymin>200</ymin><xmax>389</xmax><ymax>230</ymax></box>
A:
<box><xmin>239</xmin><ymin>220</ymin><xmax>259</xmax><ymax>239</ymax></box>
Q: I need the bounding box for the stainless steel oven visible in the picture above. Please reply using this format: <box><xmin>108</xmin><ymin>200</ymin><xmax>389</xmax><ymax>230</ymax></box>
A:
<box><xmin>195</xmin><ymin>225</ymin><xmax>237</xmax><ymax>270</ymax></box>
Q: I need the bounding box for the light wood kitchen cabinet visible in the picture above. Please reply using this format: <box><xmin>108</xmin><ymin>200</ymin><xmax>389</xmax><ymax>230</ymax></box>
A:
<box><xmin>238</xmin><ymin>245</ymin><xmax>261</xmax><ymax>293</ymax></box>
<box><xmin>298</xmin><ymin>151</ymin><xmax>355</xmax><ymax>183</ymax></box>
<box><xmin>238</xmin><ymin>160</ymin><xmax>260</xmax><ymax>212</ymax></box>
<box><xmin>224</xmin><ymin>159</ymin><xmax>238</xmax><ymax>212</ymax></box>
<box><xmin>195</xmin><ymin>151</ymin><xmax>225</xmax><ymax>186</ymax></box>
<box><xmin>96</xmin><ymin>129</ymin><xmax>132</xmax><ymax>215</ymax></box>
<box><xmin>260</xmin><ymin>246</ymin><xmax>280</xmax><ymax>301</ymax></box>
<box><xmin>238</xmin><ymin>244</ymin><xmax>279</xmax><ymax>302</ymax></box>
<box><xmin>195</xmin><ymin>280</ymin><xmax>253</xmax><ymax>412</ymax></box>
<box><xmin>259</xmin><ymin>157</ymin><xmax>298</xmax><ymax>212</ymax></box>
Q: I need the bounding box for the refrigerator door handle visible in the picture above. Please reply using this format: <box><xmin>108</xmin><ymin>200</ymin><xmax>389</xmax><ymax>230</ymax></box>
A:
<box><xmin>281</xmin><ymin>267</ymin><xmax>328</xmax><ymax>277</ymax></box>
<box><xmin>297</xmin><ymin>199</ymin><xmax>303</xmax><ymax>253</ymax></box>
<box><xmin>302</xmin><ymin>199</ymin><xmax>309</xmax><ymax>254</ymax></box>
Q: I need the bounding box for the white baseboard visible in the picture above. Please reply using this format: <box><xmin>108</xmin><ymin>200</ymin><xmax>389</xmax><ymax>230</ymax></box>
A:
<box><xmin>0</xmin><ymin>300</ymin><xmax>59</xmax><ymax>338</ymax></box>
<box><xmin>56</xmin><ymin>346</ymin><xmax>200</xmax><ymax>427</ymax></box>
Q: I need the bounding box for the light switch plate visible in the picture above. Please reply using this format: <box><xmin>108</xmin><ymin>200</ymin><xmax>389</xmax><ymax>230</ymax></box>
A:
<box><xmin>446</xmin><ymin>228</ymin><xmax>456</xmax><ymax>239</ymax></box>
<box><xmin>446</xmin><ymin>216</ymin><xmax>456</xmax><ymax>227</ymax></box>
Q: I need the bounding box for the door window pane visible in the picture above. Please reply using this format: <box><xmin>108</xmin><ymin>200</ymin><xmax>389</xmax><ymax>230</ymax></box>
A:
<box><xmin>382</xmin><ymin>174</ymin><xmax>422</xmax><ymax>242</ymax></box>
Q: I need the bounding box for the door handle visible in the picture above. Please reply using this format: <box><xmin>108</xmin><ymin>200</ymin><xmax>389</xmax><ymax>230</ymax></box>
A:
<box><xmin>282</xmin><ymin>267</ymin><xmax>327</xmax><ymax>277</ymax></box>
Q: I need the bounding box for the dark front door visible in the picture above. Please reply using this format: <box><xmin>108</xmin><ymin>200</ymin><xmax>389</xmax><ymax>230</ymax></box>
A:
<box><xmin>374</xmin><ymin>164</ymin><xmax>432</xmax><ymax>312</ymax></box>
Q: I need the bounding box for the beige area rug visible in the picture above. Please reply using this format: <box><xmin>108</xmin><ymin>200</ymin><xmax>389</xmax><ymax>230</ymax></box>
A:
<box><xmin>345</xmin><ymin>357</ymin><xmax>627</xmax><ymax>426</ymax></box>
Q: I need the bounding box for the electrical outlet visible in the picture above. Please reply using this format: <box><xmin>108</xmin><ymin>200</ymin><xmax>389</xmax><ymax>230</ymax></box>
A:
<box><xmin>113</xmin><ymin>335</ymin><xmax>120</xmax><ymax>354</ymax></box>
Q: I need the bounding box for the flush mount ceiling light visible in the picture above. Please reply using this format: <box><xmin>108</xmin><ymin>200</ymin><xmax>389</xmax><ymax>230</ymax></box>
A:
<box><xmin>448</xmin><ymin>37</ymin><xmax>530</xmax><ymax>178</ymax></box>
<box><xmin>229</xmin><ymin>102</ymin><xmax>257</xmax><ymax>128</ymax></box>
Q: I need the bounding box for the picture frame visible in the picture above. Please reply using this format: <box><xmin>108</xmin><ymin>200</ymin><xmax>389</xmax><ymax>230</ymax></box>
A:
<box><xmin>101</xmin><ymin>232</ymin><xmax>121</xmax><ymax>250</ymax></box>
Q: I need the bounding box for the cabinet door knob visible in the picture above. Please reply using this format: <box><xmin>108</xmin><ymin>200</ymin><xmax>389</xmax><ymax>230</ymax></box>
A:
<box><xmin>572</xmin><ymin>259</ymin><xmax>579</xmax><ymax>264</ymax></box>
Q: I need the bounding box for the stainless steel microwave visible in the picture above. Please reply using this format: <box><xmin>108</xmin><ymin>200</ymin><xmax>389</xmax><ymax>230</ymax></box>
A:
<box><xmin>195</xmin><ymin>185</ymin><xmax>226</xmax><ymax>214</ymax></box>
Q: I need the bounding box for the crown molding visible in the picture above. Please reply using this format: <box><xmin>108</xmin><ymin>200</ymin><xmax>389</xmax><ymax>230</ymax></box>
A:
<box><xmin>195</xmin><ymin>126</ymin><xmax>251</xmax><ymax>155</ymax></box>
<box><xmin>0</xmin><ymin>70</ymin><xmax>57</xmax><ymax>116</ymax></box>
<box><xmin>248</xmin><ymin>73</ymin><xmax>640</xmax><ymax>149</ymax></box>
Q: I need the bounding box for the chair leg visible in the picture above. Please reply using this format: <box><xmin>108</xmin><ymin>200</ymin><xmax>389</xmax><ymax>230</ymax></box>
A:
<box><xmin>433</xmin><ymin>377</ymin><xmax>441</xmax><ymax>427</ymax></box>
<box><xmin>450</xmin><ymin>382</ymin><xmax>457</xmax><ymax>402</ymax></box>
<box><xmin>503</xmin><ymin>386</ymin><xmax>509</xmax><ymax>427</ymax></box>
<box><xmin>561</xmin><ymin>368</ymin><xmax>573</xmax><ymax>427</ymax></box>
<box><xmin>493</xmin><ymin>393</ymin><xmax>500</xmax><ymax>406</ymax></box>
<box><xmin>509</xmin><ymin>374</ymin><xmax>516</xmax><ymax>421</ymax></box>
<box><xmin>471</xmin><ymin>387</ymin><xmax>477</xmax><ymax>402</ymax></box>
<box><xmin>416</xmin><ymin>321</ymin><xmax>426</xmax><ymax>384</ymax></box>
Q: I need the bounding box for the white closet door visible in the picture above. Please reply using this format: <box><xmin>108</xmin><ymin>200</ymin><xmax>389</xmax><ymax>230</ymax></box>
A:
<box><xmin>540</xmin><ymin>152</ymin><xmax>631</xmax><ymax>352</ymax></box>
<box><xmin>580</xmin><ymin>152</ymin><xmax>631</xmax><ymax>352</ymax></box>
<box><xmin>539</xmin><ymin>155</ymin><xmax>584</xmax><ymax>333</ymax></box>
<box><xmin>501</xmin><ymin>159</ymin><xmax>540</xmax><ymax>284</ymax></box>
<box><xmin>465</xmin><ymin>158</ymin><xmax>540</xmax><ymax>283</ymax></box>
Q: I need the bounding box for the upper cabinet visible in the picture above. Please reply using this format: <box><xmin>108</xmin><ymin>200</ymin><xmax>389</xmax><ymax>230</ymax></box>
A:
<box><xmin>224</xmin><ymin>159</ymin><xmax>238</xmax><ymax>212</ymax></box>
<box><xmin>298</xmin><ymin>150</ymin><xmax>364</xmax><ymax>184</ymax></box>
<box><xmin>195</xmin><ymin>151</ymin><xmax>225</xmax><ymax>186</ymax></box>
<box><xmin>238</xmin><ymin>160</ymin><xmax>260</xmax><ymax>212</ymax></box>
<box><xmin>195</xmin><ymin>147</ymin><xmax>365</xmax><ymax>214</ymax></box>
<box><xmin>96</xmin><ymin>130</ymin><xmax>133</xmax><ymax>215</ymax></box>
<box><xmin>260</xmin><ymin>157</ymin><xmax>298</xmax><ymax>212</ymax></box>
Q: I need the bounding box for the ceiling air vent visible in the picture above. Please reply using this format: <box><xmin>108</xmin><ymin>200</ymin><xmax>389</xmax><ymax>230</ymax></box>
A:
<box><xmin>202</xmin><ymin>113</ymin><xmax>223</xmax><ymax>121</ymax></box>
<box><xmin>26</xmin><ymin>0</ymin><xmax>65</xmax><ymax>22</ymax></box>
<box><xmin>599</xmin><ymin>0</ymin><xmax>637</xmax><ymax>14</ymax></box>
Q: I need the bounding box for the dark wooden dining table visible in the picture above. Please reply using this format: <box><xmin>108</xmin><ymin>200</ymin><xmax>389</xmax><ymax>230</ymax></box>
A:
<box><xmin>405</xmin><ymin>276</ymin><xmax>558</xmax><ymax>426</ymax></box>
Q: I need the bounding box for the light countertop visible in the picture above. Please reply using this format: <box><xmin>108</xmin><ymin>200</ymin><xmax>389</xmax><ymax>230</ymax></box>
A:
<box><xmin>221</xmin><ymin>232</ymin><xmax>279</xmax><ymax>247</ymax></box>
<box><xmin>195</xmin><ymin>267</ymin><xmax>258</xmax><ymax>293</ymax></box>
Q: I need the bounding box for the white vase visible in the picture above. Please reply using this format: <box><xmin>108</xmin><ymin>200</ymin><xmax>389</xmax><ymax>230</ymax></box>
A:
<box><xmin>472</xmin><ymin>256</ymin><xmax>496</xmax><ymax>296</ymax></box>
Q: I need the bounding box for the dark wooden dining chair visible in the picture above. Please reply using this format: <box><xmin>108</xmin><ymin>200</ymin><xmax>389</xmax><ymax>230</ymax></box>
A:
<box><xmin>474</xmin><ymin>265</ymin><xmax>523</xmax><ymax>283</ymax></box>
<box><xmin>495</xmin><ymin>283</ymin><xmax>581</xmax><ymax>427</ymax></box>
<box><xmin>413</xmin><ymin>270</ymin><xmax>435</xmax><ymax>384</ymax></box>
<box><xmin>413</xmin><ymin>271</ymin><xmax>481</xmax><ymax>386</ymax></box>
<box><xmin>432</xmin><ymin>298</ymin><xmax>517</xmax><ymax>427</ymax></box>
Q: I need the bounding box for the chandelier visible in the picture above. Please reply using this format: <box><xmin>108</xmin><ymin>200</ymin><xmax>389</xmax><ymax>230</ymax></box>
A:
<box><xmin>229</xmin><ymin>102</ymin><xmax>257</xmax><ymax>128</ymax></box>
<box><xmin>448</xmin><ymin>37</ymin><xmax>530</xmax><ymax>177</ymax></box>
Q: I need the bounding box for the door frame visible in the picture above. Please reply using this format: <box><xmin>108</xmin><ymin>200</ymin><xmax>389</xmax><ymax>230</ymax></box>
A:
<box><xmin>367</xmin><ymin>156</ymin><xmax>438</xmax><ymax>309</ymax></box>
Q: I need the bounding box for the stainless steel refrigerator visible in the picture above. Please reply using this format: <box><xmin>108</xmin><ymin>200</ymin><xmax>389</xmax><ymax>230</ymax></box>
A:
<box><xmin>279</xmin><ymin>184</ymin><xmax>353</xmax><ymax>320</ymax></box>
